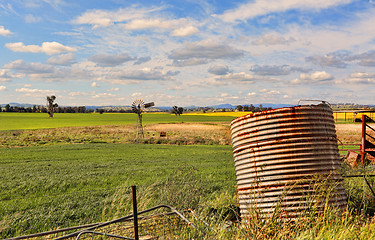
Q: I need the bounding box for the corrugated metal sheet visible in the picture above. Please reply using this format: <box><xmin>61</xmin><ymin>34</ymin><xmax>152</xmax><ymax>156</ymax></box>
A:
<box><xmin>230</xmin><ymin>103</ymin><xmax>347</xmax><ymax>219</ymax></box>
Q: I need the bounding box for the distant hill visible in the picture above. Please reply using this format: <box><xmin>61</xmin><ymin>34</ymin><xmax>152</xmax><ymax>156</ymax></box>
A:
<box><xmin>0</xmin><ymin>103</ymin><xmax>38</xmax><ymax>108</ymax></box>
<box><xmin>210</xmin><ymin>103</ymin><xmax>293</xmax><ymax>109</ymax></box>
<box><xmin>5</xmin><ymin>102</ymin><xmax>360</xmax><ymax>111</ymax></box>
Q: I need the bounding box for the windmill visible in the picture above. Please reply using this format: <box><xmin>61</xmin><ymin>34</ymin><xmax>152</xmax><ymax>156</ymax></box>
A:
<box><xmin>132</xmin><ymin>99</ymin><xmax>154</xmax><ymax>142</ymax></box>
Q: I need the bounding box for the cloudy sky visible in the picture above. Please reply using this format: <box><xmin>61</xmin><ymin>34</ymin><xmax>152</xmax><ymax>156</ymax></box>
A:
<box><xmin>1</xmin><ymin>0</ymin><xmax>375</xmax><ymax>107</ymax></box>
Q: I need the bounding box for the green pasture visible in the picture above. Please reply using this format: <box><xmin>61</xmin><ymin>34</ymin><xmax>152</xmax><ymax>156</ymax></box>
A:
<box><xmin>0</xmin><ymin>112</ymin><xmax>236</xmax><ymax>131</ymax></box>
<box><xmin>3</xmin><ymin>112</ymin><xmax>375</xmax><ymax>239</ymax></box>
<box><xmin>0</xmin><ymin>143</ymin><xmax>236</xmax><ymax>238</ymax></box>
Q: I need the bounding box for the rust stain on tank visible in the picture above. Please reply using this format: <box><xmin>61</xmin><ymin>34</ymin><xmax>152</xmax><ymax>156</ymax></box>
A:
<box><xmin>237</xmin><ymin>129</ymin><xmax>259</xmax><ymax>138</ymax></box>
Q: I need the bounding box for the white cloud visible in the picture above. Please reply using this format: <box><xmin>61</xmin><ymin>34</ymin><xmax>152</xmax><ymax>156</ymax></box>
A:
<box><xmin>124</xmin><ymin>19</ymin><xmax>173</xmax><ymax>30</ymax></box>
<box><xmin>169</xmin><ymin>40</ymin><xmax>245</xmax><ymax>61</ymax></box>
<box><xmin>291</xmin><ymin>71</ymin><xmax>334</xmax><ymax>84</ymax></box>
<box><xmin>170</xmin><ymin>26</ymin><xmax>199</xmax><ymax>37</ymax></box>
<box><xmin>4</xmin><ymin>60</ymin><xmax>55</xmax><ymax>74</ymax></box>
<box><xmin>0</xmin><ymin>25</ymin><xmax>12</xmax><ymax>36</ymax></box>
<box><xmin>265</xmin><ymin>90</ymin><xmax>280</xmax><ymax>95</ymax></box>
<box><xmin>3</xmin><ymin>60</ymin><xmax>73</xmax><ymax>82</ymax></box>
<box><xmin>345</xmin><ymin>50</ymin><xmax>375</xmax><ymax>67</ymax></box>
<box><xmin>68</xmin><ymin>91</ymin><xmax>91</xmax><ymax>97</ymax></box>
<box><xmin>131</xmin><ymin>92</ymin><xmax>142</xmax><ymax>97</ymax></box>
<box><xmin>107</xmin><ymin>88</ymin><xmax>119</xmax><ymax>92</ymax></box>
<box><xmin>0</xmin><ymin>85</ymin><xmax>6</xmax><ymax>91</ymax></box>
<box><xmin>207</xmin><ymin>72</ymin><xmax>256</xmax><ymax>86</ymax></box>
<box><xmin>0</xmin><ymin>69</ymin><xmax>18</xmax><ymax>82</ymax></box>
<box><xmin>218</xmin><ymin>0</ymin><xmax>354</xmax><ymax>23</ymax></box>
<box><xmin>5</xmin><ymin>42</ymin><xmax>77</xmax><ymax>55</ymax></box>
<box><xmin>305</xmin><ymin>54</ymin><xmax>347</xmax><ymax>68</ymax></box>
<box><xmin>73</xmin><ymin>7</ymin><xmax>162</xmax><ymax>29</ymax></box>
<box><xmin>304</xmin><ymin>50</ymin><xmax>375</xmax><ymax>69</ymax></box>
<box><xmin>92</xmin><ymin>93</ymin><xmax>116</xmax><ymax>98</ymax></box>
<box><xmin>23</xmin><ymin>0</ymin><xmax>66</xmax><ymax>9</ymax></box>
<box><xmin>25</xmin><ymin>14</ymin><xmax>42</xmax><ymax>23</ymax></box>
<box><xmin>208</xmin><ymin>64</ymin><xmax>231</xmax><ymax>75</ymax></box>
<box><xmin>276</xmin><ymin>8</ymin><xmax>375</xmax><ymax>54</ymax></box>
<box><xmin>0</xmin><ymin>3</ymin><xmax>16</xmax><ymax>15</ymax></box>
<box><xmin>15</xmin><ymin>87</ymin><xmax>56</xmax><ymax>95</ymax></box>
<box><xmin>46</xmin><ymin>53</ymin><xmax>75</xmax><ymax>65</ymax></box>
<box><xmin>122</xmin><ymin>17</ymin><xmax>199</xmax><ymax>37</ymax></box>
<box><xmin>248</xmin><ymin>92</ymin><xmax>257</xmax><ymax>96</ymax></box>
<box><xmin>347</xmin><ymin>72</ymin><xmax>375</xmax><ymax>84</ymax></box>
<box><xmin>91</xmin><ymin>82</ymin><xmax>99</xmax><ymax>87</ymax></box>
<box><xmin>24</xmin><ymin>84</ymin><xmax>32</xmax><ymax>87</ymax></box>
<box><xmin>249</xmin><ymin>64</ymin><xmax>310</xmax><ymax>75</ymax></box>
<box><xmin>172</xmin><ymin>58</ymin><xmax>208</xmax><ymax>67</ymax></box>
<box><xmin>111</xmin><ymin>68</ymin><xmax>179</xmax><ymax>81</ymax></box>
<box><xmin>88</xmin><ymin>53</ymin><xmax>134</xmax><ymax>67</ymax></box>
<box><xmin>251</xmin><ymin>34</ymin><xmax>296</xmax><ymax>46</ymax></box>
<box><xmin>167</xmin><ymin>86</ymin><xmax>183</xmax><ymax>90</ymax></box>
<box><xmin>216</xmin><ymin>72</ymin><xmax>255</xmax><ymax>82</ymax></box>
<box><xmin>134</xmin><ymin>56</ymin><xmax>151</xmax><ymax>65</ymax></box>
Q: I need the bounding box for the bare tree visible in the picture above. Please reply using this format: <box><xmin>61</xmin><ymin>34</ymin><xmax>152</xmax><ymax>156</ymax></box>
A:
<box><xmin>46</xmin><ymin>95</ymin><xmax>58</xmax><ymax>118</ymax></box>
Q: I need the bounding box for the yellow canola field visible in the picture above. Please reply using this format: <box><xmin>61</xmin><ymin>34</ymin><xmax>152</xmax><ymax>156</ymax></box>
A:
<box><xmin>333</xmin><ymin>112</ymin><xmax>375</xmax><ymax>122</ymax></box>
<box><xmin>185</xmin><ymin>111</ymin><xmax>375</xmax><ymax>122</ymax></box>
<box><xmin>184</xmin><ymin>111</ymin><xmax>253</xmax><ymax>117</ymax></box>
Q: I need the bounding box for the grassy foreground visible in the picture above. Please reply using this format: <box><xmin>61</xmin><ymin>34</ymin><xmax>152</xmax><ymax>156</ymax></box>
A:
<box><xmin>2</xmin><ymin>113</ymin><xmax>375</xmax><ymax>238</ymax></box>
<box><xmin>2</xmin><ymin>142</ymin><xmax>375</xmax><ymax>239</ymax></box>
<box><xmin>0</xmin><ymin>143</ymin><xmax>236</xmax><ymax>238</ymax></box>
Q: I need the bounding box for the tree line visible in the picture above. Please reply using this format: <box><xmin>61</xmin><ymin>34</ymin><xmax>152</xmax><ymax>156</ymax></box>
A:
<box><xmin>236</xmin><ymin>104</ymin><xmax>272</xmax><ymax>112</ymax></box>
<box><xmin>0</xmin><ymin>104</ymin><xmax>92</xmax><ymax>114</ymax></box>
<box><xmin>1</xmin><ymin>94</ymin><xmax>272</xmax><ymax>116</ymax></box>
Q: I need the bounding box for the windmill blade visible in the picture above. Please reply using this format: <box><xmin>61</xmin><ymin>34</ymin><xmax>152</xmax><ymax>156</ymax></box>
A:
<box><xmin>132</xmin><ymin>99</ymin><xmax>144</xmax><ymax>114</ymax></box>
<box><xmin>144</xmin><ymin>102</ymin><xmax>155</xmax><ymax>108</ymax></box>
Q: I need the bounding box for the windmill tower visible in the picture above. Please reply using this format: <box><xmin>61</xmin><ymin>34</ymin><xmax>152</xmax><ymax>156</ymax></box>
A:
<box><xmin>132</xmin><ymin>99</ymin><xmax>154</xmax><ymax>142</ymax></box>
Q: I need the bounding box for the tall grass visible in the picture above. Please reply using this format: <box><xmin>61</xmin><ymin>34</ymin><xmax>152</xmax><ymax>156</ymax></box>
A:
<box><xmin>84</xmin><ymin>168</ymin><xmax>375</xmax><ymax>240</ymax></box>
<box><xmin>163</xmin><ymin>173</ymin><xmax>375</xmax><ymax>239</ymax></box>
<box><xmin>3</xmin><ymin>162</ymin><xmax>375</xmax><ymax>239</ymax></box>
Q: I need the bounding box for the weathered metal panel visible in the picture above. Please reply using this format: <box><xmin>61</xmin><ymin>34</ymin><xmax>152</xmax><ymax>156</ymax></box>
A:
<box><xmin>230</xmin><ymin>103</ymin><xmax>347</xmax><ymax>219</ymax></box>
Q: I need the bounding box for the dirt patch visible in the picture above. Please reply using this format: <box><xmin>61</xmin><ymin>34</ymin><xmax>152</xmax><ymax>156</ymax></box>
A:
<box><xmin>144</xmin><ymin>123</ymin><xmax>231</xmax><ymax>145</ymax></box>
<box><xmin>336</xmin><ymin>124</ymin><xmax>375</xmax><ymax>144</ymax></box>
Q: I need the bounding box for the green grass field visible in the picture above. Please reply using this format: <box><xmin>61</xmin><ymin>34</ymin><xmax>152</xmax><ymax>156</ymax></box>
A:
<box><xmin>0</xmin><ymin>112</ymin><xmax>236</xmax><ymax>131</ymax></box>
<box><xmin>2</xmin><ymin>112</ymin><xmax>375</xmax><ymax>239</ymax></box>
<box><xmin>0</xmin><ymin>143</ymin><xmax>236</xmax><ymax>238</ymax></box>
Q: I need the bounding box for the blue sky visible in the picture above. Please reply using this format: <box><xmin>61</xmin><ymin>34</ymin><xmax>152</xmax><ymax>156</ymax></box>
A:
<box><xmin>1</xmin><ymin>0</ymin><xmax>375</xmax><ymax>107</ymax></box>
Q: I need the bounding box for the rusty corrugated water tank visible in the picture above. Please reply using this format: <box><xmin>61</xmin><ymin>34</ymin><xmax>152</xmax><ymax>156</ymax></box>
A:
<box><xmin>230</xmin><ymin>103</ymin><xmax>347</xmax><ymax>219</ymax></box>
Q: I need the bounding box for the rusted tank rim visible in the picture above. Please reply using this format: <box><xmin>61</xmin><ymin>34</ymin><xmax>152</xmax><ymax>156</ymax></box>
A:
<box><xmin>230</xmin><ymin>104</ymin><xmax>333</xmax><ymax>127</ymax></box>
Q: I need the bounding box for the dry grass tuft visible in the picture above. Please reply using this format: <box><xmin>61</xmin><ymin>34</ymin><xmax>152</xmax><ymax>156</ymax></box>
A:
<box><xmin>0</xmin><ymin>123</ymin><xmax>232</xmax><ymax>147</ymax></box>
<box><xmin>336</xmin><ymin>124</ymin><xmax>375</xmax><ymax>144</ymax></box>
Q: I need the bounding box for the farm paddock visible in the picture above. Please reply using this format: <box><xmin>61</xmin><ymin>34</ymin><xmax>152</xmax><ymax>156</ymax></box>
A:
<box><xmin>1</xmin><ymin>114</ymin><xmax>375</xmax><ymax>239</ymax></box>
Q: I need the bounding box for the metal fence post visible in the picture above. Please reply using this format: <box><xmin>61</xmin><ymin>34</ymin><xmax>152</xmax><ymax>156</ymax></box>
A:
<box><xmin>361</xmin><ymin>114</ymin><xmax>366</xmax><ymax>165</ymax></box>
<box><xmin>132</xmin><ymin>185</ymin><xmax>139</xmax><ymax>240</ymax></box>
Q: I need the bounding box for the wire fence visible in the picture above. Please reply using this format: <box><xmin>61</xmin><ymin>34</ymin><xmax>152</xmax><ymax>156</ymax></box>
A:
<box><xmin>1</xmin><ymin>180</ymin><xmax>237</xmax><ymax>239</ymax></box>
<box><xmin>3</xmin><ymin>169</ymin><xmax>375</xmax><ymax>239</ymax></box>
